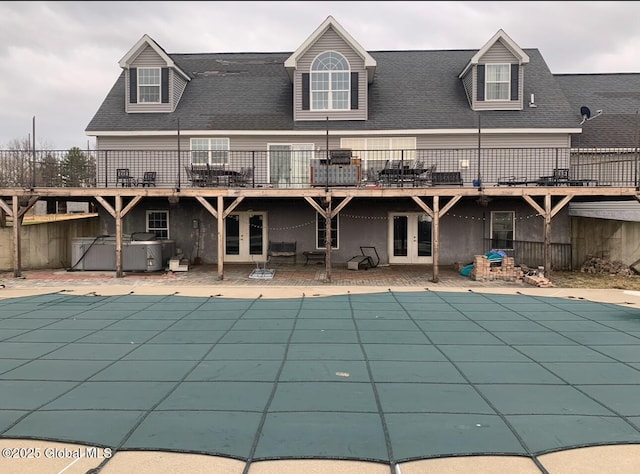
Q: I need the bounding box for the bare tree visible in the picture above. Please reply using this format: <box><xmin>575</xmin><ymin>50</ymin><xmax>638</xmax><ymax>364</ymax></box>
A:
<box><xmin>0</xmin><ymin>137</ymin><xmax>32</xmax><ymax>187</ymax></box>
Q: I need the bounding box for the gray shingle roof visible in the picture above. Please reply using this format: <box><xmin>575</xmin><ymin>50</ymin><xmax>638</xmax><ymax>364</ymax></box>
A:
<box><xmin>556</xmin><ymin>73</ymin><xmax>640</xmax><ymax>148</ymax></box>
<box><xmin>86</xmin><ymin>48</ymin><xmax>579</xmax><ymax>134</ymax></box>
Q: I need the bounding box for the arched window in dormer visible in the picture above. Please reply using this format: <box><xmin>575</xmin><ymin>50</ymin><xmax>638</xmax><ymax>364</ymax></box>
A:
<box><xmin>311</xmin><ymin>51</ymin><xmax>350</xmax><ymax>110</ymax></box>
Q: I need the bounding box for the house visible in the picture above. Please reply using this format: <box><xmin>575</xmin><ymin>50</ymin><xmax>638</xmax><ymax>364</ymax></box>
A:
<box><xmin>4</xmin><ymin>16</ymin><xmax>638</xmax><ymax>279</ymax></box>
<box><xmin>555</xmin><ymin>73</ymin><xmax>640</xmax><ymax>267</ymax></box>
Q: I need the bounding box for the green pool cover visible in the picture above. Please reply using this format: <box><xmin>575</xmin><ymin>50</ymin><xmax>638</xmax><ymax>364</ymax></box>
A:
<box><xmin>1</xmin><ymin>290</ymin><xmax>640</xmax><ymax>469</ymax></box>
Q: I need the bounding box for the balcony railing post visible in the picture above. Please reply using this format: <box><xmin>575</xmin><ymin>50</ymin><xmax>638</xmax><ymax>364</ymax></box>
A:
<box><xmin>104</xmin><ymin>151</ymin><xmax>108</xmax><ymax>188</ymax></box>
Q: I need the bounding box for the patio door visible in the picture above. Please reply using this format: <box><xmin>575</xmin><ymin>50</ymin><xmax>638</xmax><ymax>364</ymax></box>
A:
<box><xmin>388</xmin><ymin>213</ymin><xmax>433</xmax><ymax>264</ymax></box>
<box><xmin>224</xmin><ymin>212</ymin><xmax>268</xmax><ymax>262</ymax></box>
<box><xmin>268</xmin><ymin>144</ymin><xmax>313</xmax><ymax>188</ymax></box>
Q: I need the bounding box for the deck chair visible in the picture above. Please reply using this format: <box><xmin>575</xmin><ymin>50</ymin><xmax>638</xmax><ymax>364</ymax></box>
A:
<box><xmin>186</xmin><ymin>165</ymin><xmax>207</xmax><ymax>187</ymax></box>
<box><xmin>237</xmin><ymin>167</ymin><xmax>253</xmax><ymax>187</ymax></box>
<box><xmin>553</xmin><ymin>168</ymin><xmax>570</xmax><ymax>181</ymax></box>
<box><xmin>347</xmin><ymin>246</ymin><xmax>380</xmax><ymax>271</ymax></box>
<box><xmin>137</xmin><ymin>171</ymin><xmax>156</xmax><ymax>187</ymax></box>
<box><xmin>116</xmin><ymin>168</ymin><xmax>135</xmax><ymax>187</ymax></box>
<box><xmin>414</xmin><ymin>164</ymin><xmax>436</xmax><ymax>187</ymax></box>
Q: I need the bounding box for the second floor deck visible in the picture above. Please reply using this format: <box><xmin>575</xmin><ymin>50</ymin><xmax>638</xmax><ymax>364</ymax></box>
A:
<box><xmin>1</xmin><ymin>147</ymin><xmax>639</xmax><ymax>191</ymax></box>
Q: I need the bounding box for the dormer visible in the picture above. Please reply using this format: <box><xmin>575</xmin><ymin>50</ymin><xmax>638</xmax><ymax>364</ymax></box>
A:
<box><xmin>285</xmin><ymin>16</ymin><xmax>376</xmax><ymax>122</ymax></box>
<box><xmin>459</xmin><ymin>29</ymin><xmax>529</xmax><ymax>111</ymax></box>
<box><xmin>119</xmin><ymin>34</ymin><xmax>190</xmax><ymax>113</ymax></box>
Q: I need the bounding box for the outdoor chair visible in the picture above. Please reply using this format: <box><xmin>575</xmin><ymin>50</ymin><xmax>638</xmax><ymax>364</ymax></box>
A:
<box><xmin>236</xmin><ymin>167</ymin><xmax>253</xmax><ymax>187</ymax></box>
<box><xmin>366</xmin><ymin>167</ymin><xmax>380</xmax><ymax>184</ymax></box>
<box><xmin>414</xmin><ymin>164</ymin><xmax>436</xmax><ymax>187</ymax></box>
<box><xmin>554</xmin><ymin>168</ymin><xmax>570</xmax><ymax>180</ymax></box>
<box><xmin>186</xmin><ymin>165</ymin><xmax>207</xmax><ymax>187</ymax></box>
<box><xmin>137</xmin><ymin>171</ymin><xmax>156</xmax><ymax>187</ymax></box>
<box><xmin>116</xmin><ymin>168</ymin><xmax>135</xmax><ymax>187</ymax></box>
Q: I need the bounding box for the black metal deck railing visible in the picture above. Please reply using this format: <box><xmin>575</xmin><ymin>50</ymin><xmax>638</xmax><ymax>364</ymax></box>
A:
<box><xmin>0</xmin><ymin>147</ymin><xmax>637</xmax><ymax>189</ymax></box>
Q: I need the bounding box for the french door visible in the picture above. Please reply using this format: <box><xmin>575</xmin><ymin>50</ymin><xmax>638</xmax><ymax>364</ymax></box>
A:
<box><xmin>224</xmin><ymin>212</ymin><xmax>268</xmax><ymax>262</ymax></box>
<box><xmin>388</xmin><ymin>213</ymin><xmax>433</xmax><ymax>264</ymax></box>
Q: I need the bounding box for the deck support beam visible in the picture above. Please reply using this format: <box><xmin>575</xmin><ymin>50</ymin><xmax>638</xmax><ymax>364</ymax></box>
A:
<box><xmin>1</xmin><ymin>195</ymin><xmax>39</xmax><ymax>278</ymax></box>
<box><xmin>94</xmin><ymin>195</ymin><xmax>142</xmax><ymax>278</ymax></box>
<box><xmin>523</xmin><ymin>193</ymin><xmax>575</xmax><ymax>274</ymax></box>
<box><xmin>12</xmin><ymin>196</ymin><xmax>21</xmax><ymax>278</ymax></box>
<box><xmin>412</xmin><ymin>194</ymin><xmax>461</xmax><ymax>283</ymax></box>
<box><xmin>217</xmin><ymin>196</ymin><xmax>224</xmax><ymax>280</ymax></box>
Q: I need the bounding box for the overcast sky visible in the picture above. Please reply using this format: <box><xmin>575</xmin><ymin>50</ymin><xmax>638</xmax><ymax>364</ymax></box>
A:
<box><xmin>1</xmin><ymin>1</ymin><xmax>638</xmax><ymax>150</ymax></box>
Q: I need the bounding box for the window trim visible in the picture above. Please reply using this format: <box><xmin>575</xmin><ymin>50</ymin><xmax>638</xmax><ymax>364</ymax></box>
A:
<box><xmin>490</xmin><ymin>210</ymin><xmax>514</xmax><ymax>250</ymax></box>
<box><xmin>316</xmin><ymin>213</ymin><xmax>339</xmax><ymax>250</ymax></box>
<box><xmin>146</xmin><ymin>210</ymin><xmax>169</xmax><ymax>240</ymax></box>
<box><xmin>137</xmin><ymin>67</ymin><xmax>161</xmax><ymax>104</ymax></box>
<box><xmin>190</xmin><ymin>138</ymin><xmax>230</xmax><ymax>166</ymax></box>
<box><xmin>484</xmin><ymin>63</ymin><xmax>511</xmax><ymax>102</ymax></box>
<box><xmin>310</xmin><ymin>51</ymin><xmax>351</xmax><ymax>111</ymax></box>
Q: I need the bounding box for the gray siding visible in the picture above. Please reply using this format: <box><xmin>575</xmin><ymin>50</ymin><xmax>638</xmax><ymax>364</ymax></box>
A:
<box><xmin>97</xmin><ymin>134</ymin><xmax>344</xmax><ymax>151</ymax></box>
<box><xmin>473</xmin><ymin>39</ymin><xmax>523</xmax><ymax>111</ymax></box>
<box><xmin>415</xmin><ymin>134</ymin><xmax>568</xmax><ymax>149</ymax></box>
<box><xmin>126</xmin><ymin>45</ymin><xmax>172</xmax><ymax>113</ymax></box>
<box><xmin>98</xmin><ymin>130</ymin><xmax>569</xmax><ymax>151</ymax></box>
<box><xmin>461</xmin><ymin>69</ymin><xmax>473</xmax><ymax>105</ymax></box>
<box><xmin>294</xmin><ymin>26</ymin><xmax>367</xmax><ymax>121</ymax></box>
<box><xmin>480</xmin><ymin>39</ymin><xmax>517</xmax><ymax>62</ymax></box>
<box><xmin>172</xmin><ymin>71</ymin><xmax>188</xmax><ymax>112</ymax></box>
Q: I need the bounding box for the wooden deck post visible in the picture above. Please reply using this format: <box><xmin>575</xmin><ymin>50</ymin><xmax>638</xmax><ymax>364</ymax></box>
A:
<box><xmin>324</xmin><ymin>195</ymin><xmax>332</xmax><ymax>283</ymax></box>
<box><xmin>12</xmin><ymin>196</ymin><xmax>21</xmax><ymax>278</ymax></box>
<box><xmin>217</xmin><ymin>195</ymin><xmax>224</xmax><ymax>280</ymax></box>
<box><xmin>432</xmin><ymin>196</ymin><xmax>440</xmax><ymax>283</ymax></box>
<box><xmin>544</xmin><ymin>194</ymin><xmax>552</xmax><ymax>274</ymax></box>
<box><xmin>115</xmin><ymin>196</ymin><xmax>123</xmax><ymax>278</ymax></box>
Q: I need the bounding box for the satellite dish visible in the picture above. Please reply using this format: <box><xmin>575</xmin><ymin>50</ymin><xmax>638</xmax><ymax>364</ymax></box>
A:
<box><xmin>580</xmin><ymin>106</ymin><xmax>591</xmax><ymax>119</ymax></box>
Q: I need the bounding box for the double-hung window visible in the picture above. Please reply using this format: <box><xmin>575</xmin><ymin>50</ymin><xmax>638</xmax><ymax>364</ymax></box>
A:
<box><xmin>485</xmin><ymin>64</ymin><xmax>510</xmax><ymax>101</ymax></box>
<box><xmin>146</xmin><ymin>210</ymin><xmax>169</xmax><ymax>240</ymax></box>
<box><xmin>311</xmin><ymin>51</ymin><xmax>350</xmax><ymax>110</ymax></box>
<box><xmin>190</xmin><ymin>138</ymin><xmax>230</xmax><ymax>166</ymax></box>
<box><xmin>490</xmin><ymin>211</ymin><xmax>514</xmax><ymax>250</ymax></box>
<box><xmin>138</xmin><ymin>68</ymin><xmax>161</xmax><ymax>103</ymax></box>
<box><xmin>317</xmin><ymin>213</ymin><xmax>339</xmax><ymax>249</ymax></box>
